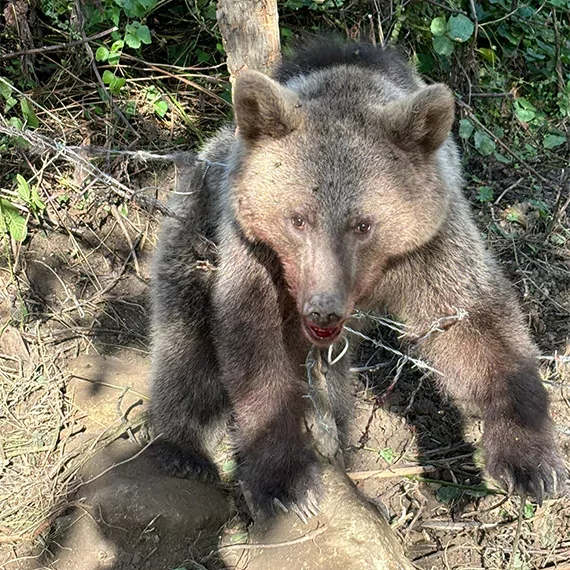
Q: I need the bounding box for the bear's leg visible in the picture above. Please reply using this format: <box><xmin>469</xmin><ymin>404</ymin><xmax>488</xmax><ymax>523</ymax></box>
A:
<box><xmin>149</xmin><ymin>218</ymin><xmax>229</xmax><ymax>481</ymax></box>
<box><xmin>384</xmin><ymin>254</ymin><xmax>567</xmax><ymax>502</ymax></box>
<box><xmin>149</xmin><ymin>151</ymin><xmax>232</xmax><ymax>480</ymax></box>
<box><xmin>149</xmin><ymin>319</ymin><xmax>228</xmax><ymax>481</ymax></box>
<box><xmin>418</xmin><ymin>307</ymin><xmax>566</xmax><ymax>502</ymax></box>
<box><xmin>212</xmin><ymin>243</ymin><xmax>322</xmax><ymax>519</ymax></box>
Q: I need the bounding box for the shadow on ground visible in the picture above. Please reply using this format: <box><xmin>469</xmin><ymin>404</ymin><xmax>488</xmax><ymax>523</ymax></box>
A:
<box><xmin>32</xmin><ymin>440</ymin><xmax>232</xmax><ymax>570</ymax></box>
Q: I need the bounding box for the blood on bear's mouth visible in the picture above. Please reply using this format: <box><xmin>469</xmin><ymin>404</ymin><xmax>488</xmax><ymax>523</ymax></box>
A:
<box><xmin>303</xmin><ymin>320</ymin><xmax>345</xmax><ymax>345</ymax></box>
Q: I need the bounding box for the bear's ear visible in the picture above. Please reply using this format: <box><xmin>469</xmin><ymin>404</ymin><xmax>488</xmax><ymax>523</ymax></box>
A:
<box><xmin>380</xmin><ymin>84</ymin><xmax>455</xmax><ymax>154</ymax></box>
<box><xmin>233</xmin><ymin>70</ymin><xmax>303</xmax><ymax>143</ymax></box>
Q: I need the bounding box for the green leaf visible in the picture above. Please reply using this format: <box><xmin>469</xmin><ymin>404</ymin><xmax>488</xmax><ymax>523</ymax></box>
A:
<box><xmin>109</xmin><ymin>77</ymin><xmax>126</xmax><ymax>95</ymax></box>
<box><xmin>433</xmin><ymin>35</ymin><xmax>454</xmax><ymax>56</ymax></box>
<box><xmin>505</xmin><ymin>209</ymin><xmax>520</xmax><ymax>223</ymax></box>
<box><xmin>196</xmin><ymin>50</ymin><xmax>211</xmax><ymax>63</ymax></box>
<box><xmin>436</xmin><ymin>485</ymin><xmax>463</xmax><ymax>503</ymax></box>
<box><xmin>415</xmin><ymin>52</ymin><xmax>434</xmax><ymax>74</ymax></box>
<box><xmin>498</xmin><ymin>26</ymin><xmax>521</xmax><ymax>46</ymax></box>
<box><xmin>125</xmin><ymin>24</ymin><xmax>142</xmax><ymax>49</ymax></box>
<box><xmin>20</xmin><ymin>99</ymin><xmax>39</xmax><ymax>128</ymax></box>
<box><xmin>458</xmin><ymin>118</ymin><xmax>474</xmax><ymax>139</ymax></box>
<box><xmin>5</xmin><ymin>95</ymin><xmax>17</xmax><ymax>112</ymax></box>
<box><xmin>16</xmin><ymin>174</ymin><xmax>30</xmax><ymax>202</ymax></box>
<box><xmin>550</xmin><ymin>233</ymin><xmax>566</xmax><ymax>245</ymax></box>
<box><xmin>124</xmin><ymin>22</ymin><xmax>151</xmax><ymax>48</ymax></box>
<box><xmin>493</xmin><ymin>151</ymin><xmax>511</xmax><ymax>164</ymax></box>
<box><xmin>107</xmin><ymin>5</ymin><xmax>121</xmax><ymax>25</ymax></box>
<box><xmin>447</xmin><ymin>14</ymin><xmax>475</xmax><ymax>42</ymax></box>
<box><xmin>108</xmin><ymin>51</ymin><xmax>122</xmax><ymax>65</ymax></box>
<box><xmin>31</xmin><ymin>187</ymin><xmax>45</xmax><ymax>212</ymax></box>
<box><xmin>476</xmin><ymin>186</ymin><xmax>494</xmax><ymax>202</ymax></box>
<box><xmin>379</xmin><ymin>447</ymin><xmax>395</xmax><ymax>464</ymax></box>
<box><xmin>102</xmin><ymin>70</ymin><xmax>115</xmax><ymax>84</ymax></box>
<box><xmin>474</xmin><ymin>131</ymin><xmax>496</xmax><ymax>156</ymax></box>
<box><xmin>0</xmin><ymin>198</ymin><xmax>19</xmax><ymax>227</ymax></box>
<box><xmin>8</xmin><ymin>212</ymin><xmax>28</xmax><ymax>242</ymax></box>
<box><xmin>430</xmin><ymin>16</ymin><xmax>447</xmax><ymax>37</ymax></box>
<box><xmin>136</xmin><ymin>24</ymin><xmax>152</xmax><ymax>45</ymax></box>
<box><xmin>528</xmin><ymin>199</ymin><xmax>550</xmax><ymax>219</ymax></box>
<box><xmin>153</xmin><ymin>100</ymin><xmax>168</xmax><ymax>117</ymax></box>
<box><xmin>8</xmin><ymin>117</ymin><xmax>23</xmax><ymax>129</ymax></box>
<box><xmin>137</xmin><ymin>26</ymin><xmax>152</xmax><ymax>45</ymax></box>
<box><xmin>515</xmin><ymin>108</ymin><xmax>535</xmax><ymax>123</ymax></box>
<box><xmin>492</xmin><ymin>125</ymin><xmax>505</xmax><ymax>139</ymax></box>
<box><xmin>514</xmin><ymin>98</ymin><xmax>537</xmax><ymax>123</ymax></box>
<box><xmin>477</xmin><ymin>47</ymin><xmax>497</xmax><ymax>64</ymax></box>
<box><xmin>95</xmin><ymin>46</ymin><xmax>109</xmax><ymax>62</ymax></box>
<box><xmin>543</xmin><ymin>133</ymin><xmax>566</xmax><ymax>149</ymax></box>
<box><xmin>0</xmin><ymin>78</ymin><xmax>13</xmax><ymax>99</ymax></box>
<box><xmin>102</xmin><ymin>70</ymin><xmax>125</xmax><ymax>94</ymax></box>
<box><xmin>108</xmin><ymin>40</ymin><xmax>124</xmax><ymax>64</ymax></box>
<box><xmin>222</xmin><ymin>459</ymin><xmax>237</xmax><ymax>473</ymax></box>
<box><xmin>116</xmin><ymin>0</ymin><xmax>145</xmax><ymax>18</ymax></box>
<box><xmin>204</xmin><ymin>1</ymin><xmax>217</xmax><ymax>19</ymax></box>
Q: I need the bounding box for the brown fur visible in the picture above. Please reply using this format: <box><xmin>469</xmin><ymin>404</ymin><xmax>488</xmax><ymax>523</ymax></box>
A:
<box><xmin>149</xmin><ymin>38</ymin><xmax>567</xmax><ymax>519</ymax></box>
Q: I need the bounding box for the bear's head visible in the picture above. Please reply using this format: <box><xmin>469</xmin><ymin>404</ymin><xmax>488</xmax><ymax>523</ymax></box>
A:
<box><xmin>229</xmin><ymin>69</ymin><xmax>455</xmax><ymax>346</ymax></box>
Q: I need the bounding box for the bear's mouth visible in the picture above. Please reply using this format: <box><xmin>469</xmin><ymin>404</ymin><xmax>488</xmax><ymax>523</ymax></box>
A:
<box><xmin>302</xmin><ymin>320</ymin><xmax>345</xmax><ymax>346</ymax></box>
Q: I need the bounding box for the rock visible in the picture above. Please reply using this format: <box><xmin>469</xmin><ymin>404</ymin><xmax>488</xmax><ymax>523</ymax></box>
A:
<box><xmin>41</xmin><ymin>440</ymin><xmax>232</xmax><ymax>570</ymax></box>
<box><xmin>225</xmin><ymin>464</ymin><xmax>415</xmax><ymax>570</ymax></box>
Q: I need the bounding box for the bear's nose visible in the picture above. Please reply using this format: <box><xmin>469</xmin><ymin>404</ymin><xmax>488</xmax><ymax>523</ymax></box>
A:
<box><xmin>303</xmin><ymin>295</ymin><xmax>344</xmax><ymax>328</ymax></box>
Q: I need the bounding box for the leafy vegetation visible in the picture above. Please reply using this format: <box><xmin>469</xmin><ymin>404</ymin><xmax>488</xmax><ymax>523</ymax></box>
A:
<box><xmin>0</xmin><ymin>0</ymin><xmax>568</xmax><ymax>243</ymax></box>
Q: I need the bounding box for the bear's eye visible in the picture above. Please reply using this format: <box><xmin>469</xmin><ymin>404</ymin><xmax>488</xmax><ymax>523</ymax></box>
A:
<box><xmin>355</xmin><ymin>222</ymin><xmax>372</xmax><ymax>234</ymax></box>
<box><xmin>291</xmin><ymin>215</ymin><xmax>306</xmax><ymax>229</ymax></box>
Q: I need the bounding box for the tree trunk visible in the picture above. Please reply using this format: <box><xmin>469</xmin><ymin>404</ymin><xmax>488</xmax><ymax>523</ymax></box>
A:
<box><xmin>216</xmin><ymin>0</ymin><xmax>280</xmax><ymax>85</ymax></box>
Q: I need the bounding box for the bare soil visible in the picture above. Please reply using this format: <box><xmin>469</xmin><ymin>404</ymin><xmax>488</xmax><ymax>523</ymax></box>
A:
<box><xmin>1</xmin><ymin>155</ymin><xmax>569</xmax><ymax>570</ymax></box>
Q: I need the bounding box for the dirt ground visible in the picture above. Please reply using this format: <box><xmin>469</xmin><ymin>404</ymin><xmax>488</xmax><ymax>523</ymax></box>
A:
<box><xmin>1</xmin><ymin>153</ymin><xmax>569</xmax><ymax>570</ymax></box>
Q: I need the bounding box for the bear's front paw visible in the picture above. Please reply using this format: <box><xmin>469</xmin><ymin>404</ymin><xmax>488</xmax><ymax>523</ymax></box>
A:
<box><xmin>149</xmin><ymin>441</ymin><xmax>220</xmax><ymax>483</ymax></box>
<box><xmin>243</xmin><ymin>453</ymin><xmax>324</xmax><ymax>522</ymax></box>
<box><xmin>483</xmin><ymin>421</ymin><xmax>567</xmax><ymax>504</ymax></box>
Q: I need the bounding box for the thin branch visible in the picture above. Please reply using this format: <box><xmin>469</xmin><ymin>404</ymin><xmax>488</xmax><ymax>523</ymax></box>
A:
<box><xmin>507</xmin><ymin>495</ymin><xmax>527</xmax><ymax>570</ymax></box>
<box><xmin>470</xmin><ymin>92</ymin><xmax>514</xmax><ymax>98</ymax></box>
<box><xmin>0</xmin><ymin>125</ymin><xmax>181</xmax><ymax>218</ymax></box>
<box><xmin>423</xmin><ymin>0</ymin><xmax>467</xmax><ymax>15</ymax></box>
<box><xmin>119</xmin><ymin>53</ymin><xmax>231</xmax><ymax>107</ymax></box>
<box><xmin>468</xmin><ymin>0</ymin><xmax>479</xmax><ymax>48</ymax></box>
<box><xmin>214</xmin><ymin>525</ymin><xmax>327</xmax><ymax>554</ymax></box>
<box><xmin>348</xmin><ymin>465</ymin><xmax>436</xmax><ymax>480</ymax></box>
<box><xmin>0</xmin><ymin>27</ymin><xmax>118</xmax><ymax>62</ymax></box>
<box><xmin>78</xmin><ymin>436</ymin><xmax>160</xmax><ymax>488</ymax></box>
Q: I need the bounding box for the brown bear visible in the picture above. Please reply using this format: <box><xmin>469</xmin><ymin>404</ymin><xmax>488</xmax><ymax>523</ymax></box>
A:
<box><xmin>149</xmin><ymin>38</ymin><xmax>567</xmax><ymax>519</ymax></box>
